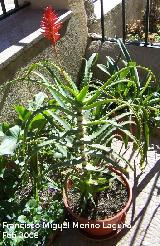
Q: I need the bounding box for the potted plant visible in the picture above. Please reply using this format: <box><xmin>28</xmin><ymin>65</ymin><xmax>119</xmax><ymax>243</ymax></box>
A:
<box><xmin>0</xmin><ymin>7</ymin><xmax>148</xmax><ymax>240</ymax></box>
<box><xmin>24</xmin><ymin>56</ymin><xmax>137</xmax><ymax>238</ymax></box>
<box><xmin>10</xmin><ymin>7</ymin><xmax>147</xmax><ymax>238</ymax></box>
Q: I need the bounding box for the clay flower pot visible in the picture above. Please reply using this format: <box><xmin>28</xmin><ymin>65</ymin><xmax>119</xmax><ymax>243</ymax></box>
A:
<box><xmin>63</xmin><ymin>167</ymin><xmax>132</xmax><ymax>237</ymax></box>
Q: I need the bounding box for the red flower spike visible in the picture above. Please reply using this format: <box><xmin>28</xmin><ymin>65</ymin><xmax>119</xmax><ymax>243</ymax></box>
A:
<box><xmin>40</xmin><ymin>6</ymin><xmax>62</xmax><ymax>45</ymax></box>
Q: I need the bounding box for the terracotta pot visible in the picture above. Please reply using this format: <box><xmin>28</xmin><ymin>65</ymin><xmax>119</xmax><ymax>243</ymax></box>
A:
<box><xmin>63</xmin><ymin>167</ymin><xmax>132</xmax><ymax>236</ymax></box>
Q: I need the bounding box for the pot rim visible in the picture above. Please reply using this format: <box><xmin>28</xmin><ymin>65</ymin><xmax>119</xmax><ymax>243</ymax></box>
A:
<box><xmin>63</xmin><ymin>167</ymin><xmax>132</xmax><ymax>223</ymax></box>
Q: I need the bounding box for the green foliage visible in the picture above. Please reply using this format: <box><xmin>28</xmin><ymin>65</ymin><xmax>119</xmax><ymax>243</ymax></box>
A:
<box><xmin>0</xmin><ymin>125</ymin><xmax>20</xmax><ymax>155</ymax></box>
<box><xmin>5</xmin><ymin>54</ymin><xmax>145</xmax><ymax>212</ymax></box>
<box><xmin>21</xmin><ymin>58</ymin><xmax>144</xmax><ymax>173</ymax></box>
<box><xmin>0</xmin><ymin>90</ymin><xmax>65</xmax><ymax>244</ymax></box>
<box><xmin>0</xmin><ymin>92</ymin><xmax>55</xmax><ymax>200</ymax></box>
<box><xmin>1</xmin><ymin>187</ymin><xmax>64</xmax><ymax>246</ymax></box>
<box><xmin>70</xmin><ymin>164</ymin><xmax>118</xmax><ymax>212</ymax></box>
<box><xmin>97</xmin><ymin>39</ymin><xmax>160</xmax><ymax>162</ymax></box>
<box><xmin>0</xmin><ymin>155</ymin><xmax>64</xmax><ymax>246</ymax></box>
<box><xmin>0</xmin><ymin>46</ymin><xmax>157</xmax><ymax>242</ymax></box>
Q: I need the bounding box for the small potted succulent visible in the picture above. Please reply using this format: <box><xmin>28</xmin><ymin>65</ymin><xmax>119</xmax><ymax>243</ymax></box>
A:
<box><xmin>14</xmin><ymin>6</ymin><xmax>146</xmax><ymax>238</ymax></box>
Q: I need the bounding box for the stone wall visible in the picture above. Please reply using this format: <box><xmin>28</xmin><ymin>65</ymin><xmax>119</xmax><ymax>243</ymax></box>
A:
<box><xmin>85</xmin><ymin>39</ymin><xmax>160</xmax><ymax>81</ymax></box>
<box><xmin>85</xmin><ymin>0</ymin><xmax>147</xmax><ymax>38</ymax></box>
<box><xmin>84</xmin><ymin>0</ymin><xmax>97</xmax><ymax>32</ymax></box>
<box><xmin>126</xmin><ymin>0</ymin><xmax>146</xmax><ymax>24</ymax></box>
<box><xmin>0</xmin><ymin>0</ymin><xmax>88</xmax><ymax>122</ymax></box>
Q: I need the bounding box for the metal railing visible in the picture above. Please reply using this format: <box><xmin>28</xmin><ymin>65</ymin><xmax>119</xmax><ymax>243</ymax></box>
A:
<box><xmin>0</xmin><ymin>0</ymin><xmax>30</xmax><ymax>20</ymax></box>
<box><xmin>99</xmin><ymin>0</ymin><xmax>156</xmax><ymax>47</ymax></box>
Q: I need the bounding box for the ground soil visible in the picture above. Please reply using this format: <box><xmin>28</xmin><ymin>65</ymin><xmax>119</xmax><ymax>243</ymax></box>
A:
<box><xmin>67</xmin><ymin>178</ymin><xmax>129</xmax><ymax>220</ymax></box>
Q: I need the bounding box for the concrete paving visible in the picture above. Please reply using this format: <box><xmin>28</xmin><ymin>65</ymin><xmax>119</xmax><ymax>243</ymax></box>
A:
<box><xmin>0</xmin><ymin>7</ymin><xmax>43</xmax><ymax>54</ymax></box>
<box><xmin>93</xmin><ymin>0</ymin><xmax>121</xmax><ymax>19</ymax></box>
<box><xmin>54</xmin><ymin>138</ymin><xmax>160</xmax><ymax>245</ymax></box>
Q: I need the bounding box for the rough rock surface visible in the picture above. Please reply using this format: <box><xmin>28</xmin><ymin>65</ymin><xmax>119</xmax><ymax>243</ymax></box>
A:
<box><xmin>85</xmin><ymin>39</ymin><xmax>160</xmax><ymax>81</ymax></box>
<box><xmin>87</xmin><ymin>0</ymin><xmax>147</xmax><ymax>38</ymax></box>
<box><xmin>0</xmin><ymin>0</ymin><xmax>88</xmax><ymax>122</ymax></box>
<box><xmin>84</xmin><ymin>0</ymin><xmax>97</xmax><ymax>32</ymax></box>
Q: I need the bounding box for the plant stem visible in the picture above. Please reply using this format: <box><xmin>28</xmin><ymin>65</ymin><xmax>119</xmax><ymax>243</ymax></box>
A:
<box><xmin>77</xmin><ymin>108</ymin><xmax>88</xmax><ymax>169</ymax></box>
<box><xmin>53</xmin><ymin>45</ymin><xmax>66</xmax><ymax>80</ymax></box>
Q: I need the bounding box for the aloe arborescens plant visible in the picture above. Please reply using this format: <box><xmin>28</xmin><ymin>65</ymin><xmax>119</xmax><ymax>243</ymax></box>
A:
<box><xmin>0</xmin><ymin>7</ymin><xmax>147</xmax><ymax>238</ymax></box>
